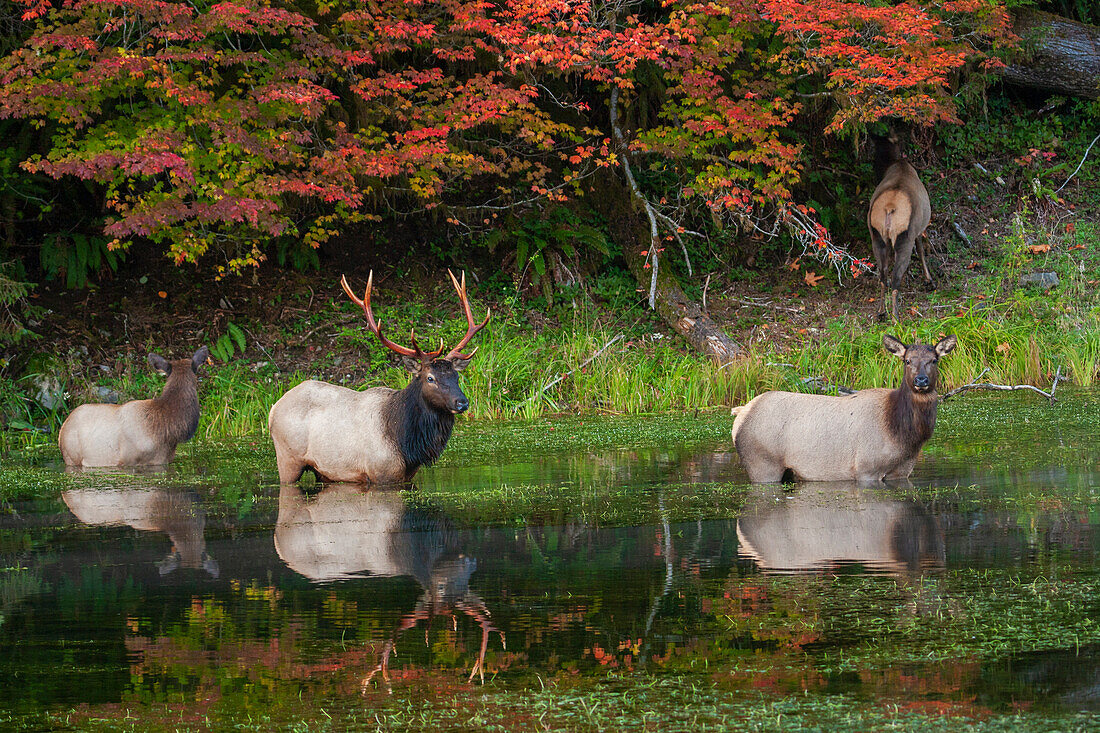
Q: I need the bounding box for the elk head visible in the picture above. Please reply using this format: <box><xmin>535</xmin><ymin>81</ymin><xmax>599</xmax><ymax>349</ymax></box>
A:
<box><xmin>883</xmin><ymin>334</ymin><xmax>956</xmax><ymax>394</ymax></box>
<box><xmin>341</xmin><ymin>270</ymin><xmax>490</xmax><ymax>414</ymax></box>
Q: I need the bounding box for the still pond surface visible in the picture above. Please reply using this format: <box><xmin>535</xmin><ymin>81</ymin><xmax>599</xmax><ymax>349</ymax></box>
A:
<box><xmin>1</xmin><ymin>393</ymin><xmax>1099</xmax><ymax>731</ymax></box>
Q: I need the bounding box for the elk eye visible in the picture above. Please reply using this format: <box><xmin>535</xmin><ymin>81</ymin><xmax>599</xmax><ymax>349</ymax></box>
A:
<box><xmin>905</xmin><ymin>359</ymin><xmax>911</xmax><ymax>365</ymax></box>
<box><xmin>427</xmin><ymin>375</ymin><xmax>435</xmax><ymax>383</ymax></box>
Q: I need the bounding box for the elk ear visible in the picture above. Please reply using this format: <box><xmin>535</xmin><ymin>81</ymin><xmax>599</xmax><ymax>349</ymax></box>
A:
<box><xmin>449</xmin><ymin>355</ymin><xmax>471</xmax><ymax>373</ymax></box>
<box><xmin>148</xmin><ymin>354</ymin><xmax>171</xmax><ymax>375</ymax></box>
<box><xmin>882</xmin><ymin>335</ymin><xmax>906</xmax><ymax>358</ymax></box>
<box><xmin>401</xmin><ymin>355</ymin><xmax>423</xmax><ymax>374</ymax></box>
<box><xmin>191</xmin><ymin>346</ymin><xmax>210</xmax><ymax>372</ymax></box>
<box><xmin>934</xmin><ymin>334</ymin><xmax>957</xmax><ymax>357</ymax></box>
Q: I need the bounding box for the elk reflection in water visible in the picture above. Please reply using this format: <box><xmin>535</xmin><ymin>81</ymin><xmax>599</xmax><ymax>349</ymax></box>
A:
<box><xmin>62</xmin><ymin>487</ymin><xmax>219</xmax><ymax>577</ymax></box>
<box><xmin>736</xmin><ymin>482</ymin><xmax>944</xmax><ymax>574</ymax></box>
<box><xmin>275</xmin><ymin>484</ymin><xmax>502</xmax><ymax>684</ymax></box>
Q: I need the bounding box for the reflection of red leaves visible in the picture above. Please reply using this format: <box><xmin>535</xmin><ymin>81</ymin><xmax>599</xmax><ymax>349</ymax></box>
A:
<box><xmin>803</xmin><ymin>271</ymin><xmax>823</xmax><ymax>287</ymax></box>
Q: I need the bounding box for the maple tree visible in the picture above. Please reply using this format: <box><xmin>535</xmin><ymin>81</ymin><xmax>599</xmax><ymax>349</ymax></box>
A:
<box><xmin>0</xmin><ymin>0</ymin><xmax>1012</xmax><ymax>288</ymax></box>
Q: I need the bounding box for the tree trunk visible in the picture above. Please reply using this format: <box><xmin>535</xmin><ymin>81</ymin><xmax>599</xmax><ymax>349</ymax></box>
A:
<box><xmin>1002</xmin><ymin>9</ymin><xmax>1100</xmax><ymax>99</ymax></box>
<box><xmin>591</xmin><ymin>171</ymin><xmax>742</xmax><ymax>363</ymax></box>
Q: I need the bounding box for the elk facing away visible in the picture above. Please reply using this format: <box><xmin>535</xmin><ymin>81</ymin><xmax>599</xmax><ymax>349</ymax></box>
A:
<box><xmin>59</xmin><ymin>347</ymin><xmax>209</xmax><ymax>467</ymax></box>
<box><xmin>730</xmin><ymin>334</ymin><xmax>956</xmax><ymax>483</ymax></box>
<box><xmin>868</xmin><ymin>134</ymin><xmax>933</xmax><ymax>320</ymax></box>
<box><xmin>268</xmin><ymin>271</ymin><xmax>489</xmax><ymax>484</ymax></box>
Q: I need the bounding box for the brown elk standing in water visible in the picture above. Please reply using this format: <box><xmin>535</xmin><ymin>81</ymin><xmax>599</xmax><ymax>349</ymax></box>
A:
<box><xmin>59</xmin><ymin>347</ymin><xmax>209</xmax><ymax>467</ymax></box>
<box><xmin>730</xmin><ymin>334</ymin><xmax>956</xmax><ymax>483</ymax></box>
<box><xmin>268</xmin><ymin>271</ymin><xmax>489</xmax><ymax>484</ymax></box>
<box><xmin>274</xmin><ymin>484</ymin><xmax>501</xmax><ymax>683</ymax></box>
<box><xmin>868</xmin><ymin>133</ymin><xmax>933</xmax><ymax>320</ymax></box>
<box><xmin>62</xmin><ymin>488</ymin><xmax>219</xmax><ymax>577</ymax></box>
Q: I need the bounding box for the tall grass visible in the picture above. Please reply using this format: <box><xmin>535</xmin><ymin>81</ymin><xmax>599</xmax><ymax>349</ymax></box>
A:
<box><xmin>3</xmin><ymin>294</ymin><xmax>1096</xmax><ymax>448</ymax></box>
<box><xmin>178</xmin><ymin>306</ymin><xmax>1089</xmax><ymax>438</ymax></box>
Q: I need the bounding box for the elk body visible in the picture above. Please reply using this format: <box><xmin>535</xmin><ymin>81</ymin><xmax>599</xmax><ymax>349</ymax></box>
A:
<box><xmin>868</xmin><ymin>134</ymin><xmax>933</xmax><ymax>320</ymax></box>
<box><xmin>730</xmin><ymin>335</ymin><xmax>956</xmax><ymax>483</ymax></box>
<box><xmin>268</xmin><ymin>271</ymin><xmax>489</xmax><ymax>484</ymax></box>
<box><xmin>736</xmin><ymin>482</ymin><xmax>944</xmax><ymax>574</ymax></box>
<box><xmin>63</xmin><ymin>488</ymin><xmax>219</xmax><ymax>577</ymax></box>
<box><xmin>275</xmin><ymin>484</ymin><xmax>499</xmax><ymax>682</ymax></box>
<box><xmin>59</xmin><ymin>347</ymin><xmax>209</xmax><ymax>467</ymax></box>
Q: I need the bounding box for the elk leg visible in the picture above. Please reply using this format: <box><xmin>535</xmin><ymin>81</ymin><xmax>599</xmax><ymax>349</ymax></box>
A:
<box><xmin>275</xmin><ymin>453</ymin><xmax>307</xmax><ymax>484</ymax></box>
<box><xmin>741</xmin><ymin>457</ymin><xmax>788</xmax><ymax>484</ymax></box>
<box><xmin>888</xmin><ymin>233</ymin><xmax>915</xmax><ymax>320</ymax></box>
<box><xmin>870</xmin><ymin>229</ymin><xmax>891</xmax><ymax>320</ymax></box>
<box><xmin>917</xmin><ymin>232</ymin><xmax>935</xmax><ymax>289</ymax></box>
<box><xmin>885</xmin><ymin>457</ymin><xmax>917</xmax><ymax>481</ymax></box>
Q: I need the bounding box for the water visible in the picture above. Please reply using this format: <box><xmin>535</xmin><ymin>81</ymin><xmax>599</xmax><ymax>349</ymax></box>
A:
<box><xmin>1</xmin><ymin>393</ymin><xmax>1099</xmax><ymax>731</ymax></box>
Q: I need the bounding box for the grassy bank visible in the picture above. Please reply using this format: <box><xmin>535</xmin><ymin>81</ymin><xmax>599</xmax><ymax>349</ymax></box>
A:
<box><xmin>2</xmin><ymin>297</ymin><xmax>1096</xmax><ymax>454</ymax></box>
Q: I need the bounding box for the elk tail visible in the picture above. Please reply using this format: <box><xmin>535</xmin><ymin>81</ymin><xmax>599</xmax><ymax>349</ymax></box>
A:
<box><xmin>730</xmin><ymin>404</ymin><xmax>747</xmax><ymax>445</ymax></box>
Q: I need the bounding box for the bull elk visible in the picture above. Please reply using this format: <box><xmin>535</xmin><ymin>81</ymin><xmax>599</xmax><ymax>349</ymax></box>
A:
<box><xmin>62</xmin><ymin>488</ymin><xmax>219</xmax><ymax>577</ymax></box>
<box><xmin>868</xmin><ymin>133</ymin><xmax>933</xmax><ymax>320</ymax></box>
<box><xmin>59</xmin><ymin>347</ymin><xmax>209</xmax><ymax>467</ymax></box>
<box><xmin>274</xmin><ymin>484</ymin><xmax>501</xmax><ymax>683</ymax></box>
<box><xmin>730</xmin><ymin>334</ymin><xmax>956</xmax><ymax>483</ymax></box>
<box><xmin>736</xmin><ymin>482</ymin><xmax>944</xmax><ymax>574</ymax></box>
<box><xmin>268</xmin><ymin>271</ymin><xmax>489</xmax><ymax>484</ymax></box>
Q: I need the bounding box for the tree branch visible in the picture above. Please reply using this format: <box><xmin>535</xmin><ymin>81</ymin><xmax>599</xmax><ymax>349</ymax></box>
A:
<box><xmin>539</xmin><ymin>334</ymin><xmax>625</xmax><ymax>394</ymax></box>
<box><xmin>941</xmin><ymin>366</ymin><xmax>1062</xmax><ymax>404</ymax></box>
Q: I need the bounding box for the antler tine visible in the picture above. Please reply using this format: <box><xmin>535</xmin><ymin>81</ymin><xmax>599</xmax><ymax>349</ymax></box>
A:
<box><xmin>342</xmin><ymin>272</ymin><xmax>422</xmax><ymax>359</ymax></box>
<box><xmin>410</xmin><ymin>330</ymin><xmax>445</xmax><ymax>360</ymax></box>
<box><xmin>444</xmin><ymin>269</ymin><xmax>491</xmax><ymax>360</ymax></box>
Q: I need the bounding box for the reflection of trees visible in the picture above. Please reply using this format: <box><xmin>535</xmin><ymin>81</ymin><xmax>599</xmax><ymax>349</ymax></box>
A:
<box><xmin>275</xmin><ymin>484</ymin><xmax>502</xmax><ymax>685</ymax></box>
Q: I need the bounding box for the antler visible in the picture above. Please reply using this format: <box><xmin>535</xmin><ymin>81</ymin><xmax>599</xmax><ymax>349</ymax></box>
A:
<box><xmin>444</xmin><ymin>270</ymin><xmax>491</xmax><ymax>360</ymax></box>
<box><xmin>341</xmin><ymin>272</ymin><xmax>444</xmax><ymax>360</ymax></box>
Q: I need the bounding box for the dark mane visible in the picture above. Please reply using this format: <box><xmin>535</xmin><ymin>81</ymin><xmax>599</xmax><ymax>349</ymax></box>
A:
<box><xmin>871</xmin><ymin>134</ymin><xmax>902</xmax><ymax>181</ymax></box>
<box><xmin>885</xmin><ymin>384</ymin><xmax>937</xmax><ymax>458</ymax></box>
<box><xmin>387</xmin><ymin>378</ymin><xmax>455</xmax><ymax>476</ymax></box>
<box><xmin>146</xmin><ymin>364</ymin><xmax>200</xmax><ymax>445</ymax></box>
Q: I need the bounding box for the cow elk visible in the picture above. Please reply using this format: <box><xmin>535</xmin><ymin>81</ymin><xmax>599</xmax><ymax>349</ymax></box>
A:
<box><xmin>736</xmin><ymin>482</ymin><xmax>944</xmax><ymax>574</ymax></box>
<box><xmin>268</xmin><ymin>271</ymin><xmax>489</xmax><ymax>484</ymax></box>
<box><xmin>730</xmin><ymin>334</ymin><xmax>956</xmax><ymax>483</ymax></box>
<box><xmin>868</xmin><ymin>133</ymin><xmax>933</xmax><ymax>320</ymax></box>
<box><xmin>59</xmin><ymin>347</ymin><xmax>209</xmax><ymax>467</ymax></box>
<box><xmin>63</xmin><ymin>488</ymin><xmax>219</xmax><ymax>577</ymax></box>
<box><xmin>274</xmin><ymin>484</ymin><xmax>501</xmax><ymax>683</ymax></box>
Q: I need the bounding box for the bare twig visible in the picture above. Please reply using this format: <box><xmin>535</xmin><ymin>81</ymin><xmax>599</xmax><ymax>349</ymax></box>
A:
<box><xmin>1055</xmin><ymin>131</ymin><xmax>1100</xmax><ymax>194</ymax></box>
<box><xmin>539</xmin><ymin>334</ymin><xmax>625</xmax><ymax>394</ymax></box>
<box><xmin>702</xmin><ymin>273</ymin><xmax>711</xmax><ymax>314</ymax></box>
<box><xmin>941</xmin><ymin>365</ymin><xmax>1061</xmax><ymax>404</ymax></box>
<box><xmin>952</xmin><ymin>221</ymin><xmax>973</xmax><ymax>248</ymax></box>
<box><xmin>731</xmin><ymin>296</ymin><xmax>802</xmax><ymax>314</ymax></box>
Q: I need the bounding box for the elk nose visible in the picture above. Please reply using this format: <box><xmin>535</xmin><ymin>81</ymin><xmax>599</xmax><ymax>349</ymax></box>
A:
<box><xmin>914</xmin><ymin>374</ymin><xmax>930</xmax><ymax>389</ymax></box>
<box><xmin>454</xmin><ymin>397</ymin><xmax>469</xmax><ymax>413</ymax></box>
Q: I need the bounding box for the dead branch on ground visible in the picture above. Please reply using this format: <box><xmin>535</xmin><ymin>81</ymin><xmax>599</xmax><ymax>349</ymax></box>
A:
<box><xmin>941</xmin><ymin>366</ymin><xmax>1062</xmax><ymax>404</ymax></box>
